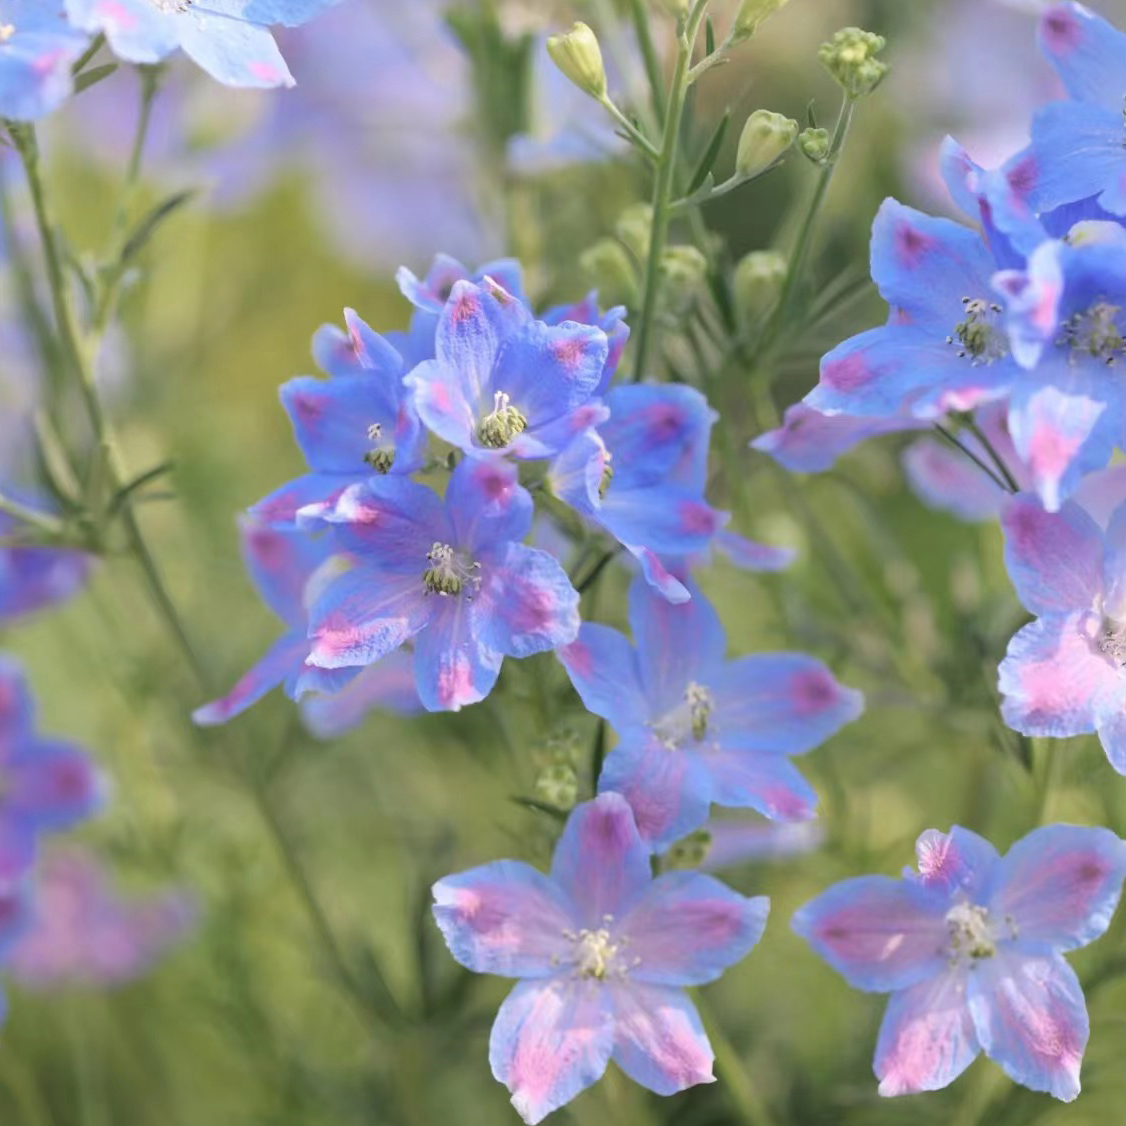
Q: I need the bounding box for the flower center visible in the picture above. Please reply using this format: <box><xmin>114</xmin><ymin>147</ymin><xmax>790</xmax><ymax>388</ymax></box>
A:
<box><xmin>652</xmin><ymin>680</ymin><xmax>715</xmax><ymax>749</ymax></box>
<box><xmin>599</xmin><ymin>452</ymin><xmax>614</xmax><ymax>499</ymax></box>
<box><xmin>1097</xmin><ymin>615</ymin><xmax>1126</xmax><ymax>666</ymax></box>
<box><xmin>477</xmin><ymin>391</ymin><xmax>527</xmax><ymax>449</ymax></box>
<box><xmin>422</xmin><ymin>543</ymin><xmax>481</xmax><ymax>598</ymax></box>
<box><xmin>1057</xmin><ymin>300</ymin><xmax>1126</xmax><ymax>364</ymax></box>
<box><xmin>686</xmin><ymin>681</ymin><xmax>714</xmax><ymax>741</ymax></box>
<box><xmin>945</xmin><ymin>902</ymin><xmax>1000</xmax><ymax>962</ymax></box>
<box><xmin>947</xmin><ymin>297</ymin><xmax>1006</xmax><ymax>364</ymax></box>
<box><xmin>0</xmin><ymin>23</ymin><xmax>14</xmax><ymax>42</ymax></box>
<box><xmin>148</xmin><ymin>0</ymin><xmax>192</xmax><ymax>11</ymax></box>
<box><xmin>362</xmin><ymin>422</ymin><xmax>395</xmax><ymax>474</ymax></box>
<box><xmin>558</xmin><ymin>917</ymin><xmax>637</xmax><ymax>980</ymax></box>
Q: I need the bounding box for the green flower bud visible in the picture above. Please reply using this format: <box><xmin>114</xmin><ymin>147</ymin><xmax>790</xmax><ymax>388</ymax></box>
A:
<box><xmin>580</xmin><ymin>238</ymin><xmax>638</xmax><ymax>307</ymax></box>
<box><xmin>614</xmin><ymin>203</ymin><xmax>653</xmax><ymax>261</ymax></box>
<box><xmin>534</xmin><ymin>763</ymin><xmax>579</xmax><ymax>811</ymax></box>
<box><xmin>546</xmin><ymin>22</ymin><xmax>607</xmax><ymax>101</ymax></box>
<box><xmin>660</xmin><ymin>245</ymin><xmax>708</xmax><ymax>316</ymax></box>
<box><xmin>733</xmin><ymin>249</ymin><xmax>787</xmax><ymax>325</ymax></box>
<box><xmin>735</xmin><ymin>109</ymin><xmax>798</xmax><ymax>179</ymax></box>
<box><xmin>732</xmin><ymin>0</ymin><xmax>789</xmax><ymax>40</ymax></box>
<box><xmin>798</xmin><ymin>126</ymin><xmax>831</xmax><ymax>164</ymax></box>
<box><xmin>664</xmin><ymin>829</ymin><xmax>713</xmax><ymax>871</ymax></box>
<box><xmin>819</xmin><ymin>27</ymin><xmax>889</xmax><ymax>100</ymax></box>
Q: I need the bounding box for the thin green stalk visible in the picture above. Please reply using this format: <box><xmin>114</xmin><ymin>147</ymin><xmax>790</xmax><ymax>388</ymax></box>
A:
<box><xmin>962</xmin><ymin>415</ymin><xmax>1019</xmax><ymax>493</ymax></box>
<box><xmin>629</xmin><ymin>0</ymin><xmax>666</xmax><ymax>126</ymax></box>
<box><xmin>932</xmin><ymin>423</ymin><xmax>1009</xmax><ymax>493</ymax></box>
<box><xmin>694</xmin><ymin>991</ymin><xmax>777</xmax><ymax>1126</ymax></box>
<box><xmin>630</xmin><ymin>0</ymin><xmax>711</xmax><ymax>382</ymax></box>
<box><xmin>600</xmin><ymin>96</ymin><xmax>660</xmax><ymax>160</ymax></box>
<box><xmin>767</xmin><ymin>94</ymin><xmax>853</xmax><ymax>349</ymax></box>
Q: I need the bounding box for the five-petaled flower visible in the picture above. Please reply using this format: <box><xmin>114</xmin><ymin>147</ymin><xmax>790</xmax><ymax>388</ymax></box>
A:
<box><xmin>432</xmin><ymin>792</ymin><xmax>769</xmax><ymax>1124</ymax></box>
<box><xmin>64</xmin><ymin>0</ymin><xmax>341</xmax><ymax>87</ymax></box>
<box><xmin>301</xmin><ymin>455</ymin><xmax>580</xmax><ymax>712</ymax></box>
<box><xmin>998</xmin><ymin>491</ymin><xmax>1126</xmax><ymax>769</ymax></box>
<box><xmin>558</xmin><ymin>575</ymin><xmax>863</xmax><ymax>850</ymax></box>
<box><xmin>793</xmin><ymin>823</ymin><xmax>1126</xmax><ymax>1100</ymax></box>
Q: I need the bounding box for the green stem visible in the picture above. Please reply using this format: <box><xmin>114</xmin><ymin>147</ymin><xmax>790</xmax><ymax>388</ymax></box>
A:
<box><xmin>629</xmin><ymin>0</ymin><xmax>666</xmax><ymax>126</ymax></box>
<box><xmin>932</xmin><ymin>423</ymin><xmax>1009</xmax><ymax>494</ymax></box>
<box><xmin>962</xmin><ymin>415</ymin><xmax>1019</xmax><ymax>493</ymax></box>
<box><xmin>694</xmin><ymin>992</ymin><xmax>777</xmax><ymax>1126</ymax></box>
<box><xmin>767</xmin><ymin>94</ymin><xmax>853</xmax><ymax>349</ymax></box>
<box><xmin>599</xmin><ymin>96</ymin><xmax>660</xmax><ymax>160</ymax></box>
<box><xmin>629</xmin><ymin>0</ymin><xmax>710</xmax><ymax>382</ymax></box>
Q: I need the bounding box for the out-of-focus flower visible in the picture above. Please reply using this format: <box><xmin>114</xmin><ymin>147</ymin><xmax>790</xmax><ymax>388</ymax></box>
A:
<box><xmin>405</xmin><ymin>279</ymin><xmax>609</xmax><ymax>461</ymax></box>
<box><xmin>1026</xmin><ymin>2</ymin><xmax>1126</xmax><ymax>215</ymax></box>
<box><xmin>302</xmin><ymin>456</ymin><xmax>580</xmax><ymax>712</ymax></box>
<box><xmin>558</xmin><ymin>575</ymin><xmax>862</xmax><ymax>850</ymax></box>
<box><xmin>998</xmin><ymin>492</ymin><xmax>1126</xmax><ymax>770</ymax></box>
<box><xmin>280</xmin><ymin>308</ymin><xmax>425</xmax><ymax>482</ymax></box>
<box><xmin>794</xmin><ymin>824</ymin><xmax>1126</xmax><ymax>1100</ymax></box>
<box><xmin>0</xmin><ymin>508</ymin><xmax>93</xmax><ymax>624</ymax></box>
<box><xmin>64</xmin><ymin>0</ymin><xmax>341</xmax><ymax>87</ymax></box>
<box><xmin>0</xmin><ymin>2</ymin><xmax>88</xmax><ymax>120</ymax></box>
<box><xmin>0</xmin><ymin>656</ymin><xmax>104</xmax><ymax>880</ymax></box>
<box><xmin>702</xmin><ymin>814</ymin><xmax>824</xmax><ymax>870</ymax></box>
<box><xmin>432</xmin><ymin>792</ymin><xmax>769</xmax><ymax>1123</ymax></box>
<box><xmin>9</xmin><ymin>848</ymin><xmax>195</xmax><ymax>989</ymax></box>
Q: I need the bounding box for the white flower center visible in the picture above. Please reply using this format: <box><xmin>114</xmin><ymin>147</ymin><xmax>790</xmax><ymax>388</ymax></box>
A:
<box><xmin>558</xmin><ymin>916</ymin><xmax>637</xmax><ymax>980</ymax></box>
<box><xmin>945</xmin><ymin>901</ymin><xmax>1013</xmax><ymax>963</ymax></box>
<box><xmin>363</xmin><ymin>422</ymin><xmax>395</xmax><ymax>474</ymax></box>
<box><xmin>1057</xmin><ymin>300</ymin><xmax>1125</xmax><ymax>364</ymax></box>
<box><xmin>422</xmin><ymin>543</ymin><xmax>481</xmax><ymax>598</ymax></box>
<box><xmin>947</xmin><ymin>297</ymin><xmax>1007</xmax><ymax>365</ymax></box>
<box><xmin>653</xmin><ymin>680</ymin><xmax>715</xmax><ymax>748</ymax></box>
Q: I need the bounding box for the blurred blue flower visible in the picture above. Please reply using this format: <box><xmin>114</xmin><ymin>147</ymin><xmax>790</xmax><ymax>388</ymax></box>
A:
<box><xmin>404</xmin><ymin>278</ymin><xmax>609</xmax><ymax>462</ymax></box>
<box><xmin>0</xmin><ymin>655</ymin><xmax>104</xmax><ymax>882</ymax></box>
<box><xmin>301</xmin><ymin>456</ymin><xmax>579</xmax><ymax>712</ymax></box>
<box><xmin>558</xmin><ymin>575</ymin><xmax>862</xmax><ymax>851</ymax></box>
<box><xmin>793</xmin><ymin>823</ymin><xmax>1126</xmax><ymax>1100</ymax></box>
<box><xmin>998</xmin><ymin>490</ymin><xmax>1126</xmax><ymax>770</ymax></box>
<box><xmin>432</xmin><ymin>792</ymin><xmax>768</xmax><ymax>1124</ymax></box>
<box><xmin>1025</xmin><ymin>2</ymin><xmax>1126</xmax><ymax>215</ymax></box>
<box><xmin>0</xmin><ymin>2</ymin><xmax>88</xmax><ymax>120</ymax></box>
<box><xmin>0</xmin><ymin>509</ymin><xmax>92</xmax><ymax>624</ymax></box>
<box><xmin>64</xmin><ymin>0</ymin><xmax>340</xmax><ymax>87</ymax></box>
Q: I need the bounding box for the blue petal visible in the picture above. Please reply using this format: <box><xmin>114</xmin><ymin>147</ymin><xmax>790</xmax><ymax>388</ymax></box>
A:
<box><xmin>705</xmin><ymin>751</ymin><xmax>821</xmax><ymax>822</ymax></box>
<box><xmin>1038</xmin><ymin>3</ymin><xmax>1126</xmax><ymax>105</ymax></box>
<box><xmin>446</xmin><ymin>456</ymin><xmax>533</xmax><ymax>552</ymax></box>
<box><xmin>63</xmin><ymin>0</ymin><xmax>179</xmax><ymax>66</ymax></box>
<box><xmin>300</xmin><ymin>651</ymin><xmax>422</xmax><ymax>738</ymax></box>
<box><xmin>178</xmin><ymin>10</ymin><xmax>294</xmax><ymax>88</ymax></box>
<box><xmin>0</xmin><ymin>656</ymin><xmax>35</xmax><ymax>745</ymax></box>
<box><xmin>192</xmin><ymin>631</ymin><xmax>309</xmax><ymax>726</ymax></box>
<box><xmin>557</xmin><ymin>624</ymin><xmax>648</xmax><ymax>731</ymax></box>
<box><xmin>911</xmin><ymin>827</ymin><xmax>1000</xmax><ymax>898</ymax></box>
<box><xmin>238</xmin><ymin>516</ymin><xmax>332</xmax><ymax>627</ymax></box>
<box><xmin>1029</xmin><ymin>101</ymin><xmax>1126</xmax><ymax>215</ymax></box>
<box><xmin>413</xmin><ymin>597</ymin><xmax>502</xmax><ymax>712</ymax></box>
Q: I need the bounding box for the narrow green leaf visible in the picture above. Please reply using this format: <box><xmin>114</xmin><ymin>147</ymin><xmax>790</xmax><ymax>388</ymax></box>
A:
<box><xmin>508</xmin><ymin>795</ymin><xmax>568</xmax><ymax>822</ymax></box>
<box><xmin>705</xmin><ymin>16</ymin><xmax>716</xmax><ymax>56</ymax></box>
<box><xmin>686</xmin><ymin>110</ymin><xmax>730</xmax><ymax>195</ymax></box>
<box><xmin>806</xmin><ymin>99</ymin><xmax>818</xmax><ymax>129</ymax></box>
<box><xmin>121</xmin><ymin>190</ymin><xmax>196</xmax><ymax>265</ymax></box>
<box><xmin>74</xmin><ymin>63</ymin><xmax>118</xmax><ymax>95</ymax></box>
<box><xmin>108</xmin><ymin>461</ymin><xmax>176</xmax><ymax>516</ymax></box>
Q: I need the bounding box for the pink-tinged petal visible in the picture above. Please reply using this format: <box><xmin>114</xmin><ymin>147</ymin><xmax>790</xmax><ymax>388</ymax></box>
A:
<box><xmin>192</xmin><ymin>632</ymin><xmax>308</xmax><ymax>726</ymax></box>
<box><xmin>618</xmin><ymin>871</ymin><xmax>768</xmax><ymax>986</ymax></box>
<box><xmin>307</xmin><ymin>569</ymin><xmax>428</xmax><ymax>669</ymax></box>
<box><xmin>432</xmin><ymin>861</ymin><xmax>578</xmax><ymax>977</ymax></box>
<box><xmin>0</xmin><ymin>656</ymin><xmax>34</xmax><ymax>747</ymax></box>
<box><xmin>875</xmin><ymin>969</ymin><xmax>979</xmax><ymax>1096</ymax></box>
<box><xmin>998</xmin><ymin>614</ymin><xmax>1121</xmax><ymax>739</ymax></box>
<box><xmin>475</xmin><ymin>545</ymin><xmax>580</xmax><ymax>658</ymax></box>
<box><xmin>988</xmin><ymin>825</ymin><xmax>1126</xmax><ymax>951</ymax></box>
<box><xmin>1000</xmin><ymin>495</ymin><xmax>1103</xmax><ymax>615</ymax></box>
<box><xmin>178</xmin><ymin>14</ymin><xmax>295</xmax><ymax>88</ymax></box>
<box><xmin>1038</xmin><ymin>2</ymin><xmax>1126</xmax><ymax>105</ymax></box>
<box><xmin>413</xmin><ymin>597</ymin><xmax>502</xmax><ymax>712</ymax></box>
<box><xmin>608</xmin><ymin>982</ymin><xmax>715</xmax><ymax>1096</ymax></box>
<box><xmin>311</xmin><ymin>309</ymin><xmax>402</xmax><ymax>380</ymax></box>
<box><xmin>6</xmin><ymin>739</ymin><xmax>104</xmax><ymax>830</ymax></box>
<box><xmin>705</xmin><ymin>752</ymin><xmax>820</xmax><ymax>822</ymax></box>
<box><xmin>238</xmin><ymin>516</ymin><xmax>330</xmax><ymax>628</ymax></box>
<box><xmin>489</xmin><ymin>978</ymin><xmax>614</xmax><ymax>1125</ymax></box>
<box><xmin>702</xmin><ymin>817</ymin><xmax>824</xmax><ymax>870</ymax></box>
<box><xmin>550</xmin><ymin>794</ymin><xmax>652</xmax><ymax>925</ymax></box>
<box><xmin>1074</xmin><ymin>467</ymin><xmax>1126</xmax><ymax>531</ymax></box>
<box><xmin>446</xmin><ymin>456</ymin><xmax>532</xmax><ymax>550</ymax></box>
<box><xmin>708</xmin><ymin>654</ymin><xmax>864</xmax><ymax>755</ymax></box>
<box><xmin>434</xmin><ymin>279</ymin><xmax>526</xmax><ymax>405</ymax></box>
<box><xmin>0</xmin><ymin>823</ymin><xmax>37</xmax><ymax>882</ymax></box>
<box><xmin>1102</xmin><ymin>500</ymin><xmax>1126</xmax><ymax>619</ymax></box>
<box><xmin>1096</xmin><ymin>699</ymin><xmax>1126</xmax><ymax>775</ymax></box>
<box><xmin>598</xmin><ymin>739</ymin><xmax>713</xmax><ymax>853</ymax></box>
<box><xmin>404</xmin><ymin>358</ymin><xmax>478</xmax><ymax>453</ymax></box>
<box><xmin>299</xmin><ymin>651</ymin><xmax>421</xmax><ymax>739</ymax></box>
<box><xmin>968</xmin><ymin>952</ymin><xmax>1087</xmax><ymax>1102</ymax></box>
<box><xmin>751</xmin><ymin>402</ymin><xmax>920</xmax><ymax>474</ymax></box>
<box><xmin>912</xmin><ymin>827</ymin><xmax>999</xmax><ymax>898</ymax></box>
<box><xmin>902</xmin><ymin>437</ymin><xmax>1008</xmax><ymax>523</ymax></box>
<box><xmin>64</xmin><ymin>0</ymin><xmax>179</xmax><ymax>64</ymax></box>
<box><xmin>713</xmin><ymin>530</ymin><xmax>796</xmax><ymax>572</ymax></box>
<box><xmin>249</xmin><ymin>474</ymin><xmax>348</xmax><ymax>528</ymax></box>
<box><xmin>629</xmin><ymin>545</ymin><xmax>692</xmax><ymax>604</ymax></box>
<box><xmin>792</xmin><ymin>876</ymin><xmax>949</xmax><ymax>992</ymax></box>
<box><xmin>629</xmin><ymin>576</ymin><xmax>726</xmax><ymax>717</ymax></box>
<box><xmin>557</xmin><ymin>624</ymin><xmax>648</xmax><ymax>731</ymax></box>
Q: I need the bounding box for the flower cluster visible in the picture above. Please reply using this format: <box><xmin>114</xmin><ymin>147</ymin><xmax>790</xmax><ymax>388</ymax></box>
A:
<box><xmin>198</xmin><ymin>254</ymin><xmax>801</xmax><ymax>726</ymax></box>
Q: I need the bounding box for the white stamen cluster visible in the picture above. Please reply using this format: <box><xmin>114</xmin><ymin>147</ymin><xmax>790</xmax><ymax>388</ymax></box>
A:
<box><xmin>1098</xmin><ymin>616</ymin><xmax>1126</xmax><ymax>666</ymax></box>
<box><xmin>1057</xmin><ymin>300</ymin><xmax>1125</xmax><ymax>365</ymax></box>
<box><xmin>477</xmin><ymin>390</ymin><xmax>527</xmax><ymax>449</ymax></box>
<box><xmin>363</xmin><ymin>422</ymin><xmax>395</xmax><ymax>473</ymax></box>
<box><xmin>946</xmin><ymin>297</ymin><xmax>1006</xmax><ymax>364</ymax></box>
<box><xmin>944</xmin><ymin>901</ymin><xmax>1015</xmax><ymax>964</ymax></box>
<box><xmin>557</xmin><ymin>915</ymin><xmax>638</xmax><ymax>980</ymax></box>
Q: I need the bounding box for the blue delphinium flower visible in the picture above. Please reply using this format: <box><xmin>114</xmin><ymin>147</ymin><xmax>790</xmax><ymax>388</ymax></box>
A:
<box><xmin>405</xmin><ymin>278</ymin><xmax>610</xmax><ymax>462</ymax></box>
<box><xmin>1023</xmin><ymin>2</ymin><xmax>1126</xmax><ymax>216</ymax></box>
<box><xmin>302</xmin><ymin>456</ymin><xmax>580</xmax><ymax>712</ymax></box>
<box><xmin>550</xmin><ymin>384</ymin><xmax>790</xmax><ymax>602</ymax></box>
<box><xmin>793</xmin><ymin>824</ymin><xmax>1126</xmax><ymax>1100</ymax></box>
<box><xmin>0</xmin><ymin>3</ymin><xmax>89</xmax><ymax>120</ymax></box>
<box><xmin>541</xmin><ymin>292</ymin><xmax>629</xmax><ymax>396</ymax></box>
<box><xmin>558</xmin><ymin>575</ymin><xmax>863</xmax><ymax>850</ymax></box>
<box><xmin>432</xmin><ymin>792</ymin><xmax>769</xmax><ymax>1124</ymax></box>
<box><xmin>279</xmin><ymin>307</ymin><xmax>425</xmax><ymax>484</ymax></box>
<box><xmin>0</xmin><ymin>655</ymin><xmax>103</xmax><ymax>880</ymax></box>
<box><xmin>64</xmin><ymin>0</ymin><xmax>341</xmax><ymax>87</ymax></box>
<box><xmin>997</xmin><ymin>491</ymin><xmax>1126</xmax><ymax>770</ymax></box>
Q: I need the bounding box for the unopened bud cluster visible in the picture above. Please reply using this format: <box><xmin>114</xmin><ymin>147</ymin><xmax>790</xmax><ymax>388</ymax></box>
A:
<box><xmin>819</xmin><ymin>28</ymin><xmax>888</xmax><ymax>100</ymax></box>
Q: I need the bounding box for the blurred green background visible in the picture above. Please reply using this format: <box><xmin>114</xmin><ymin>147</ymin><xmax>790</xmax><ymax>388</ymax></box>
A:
<box><xmin>5</xmin><ymin>1</ymin><xmax>1126</xmax><ymax>1124</ymax></box>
